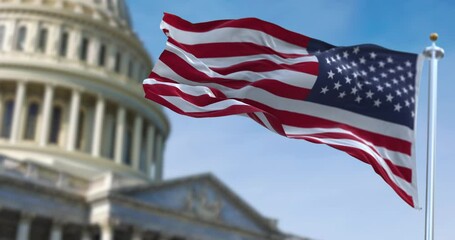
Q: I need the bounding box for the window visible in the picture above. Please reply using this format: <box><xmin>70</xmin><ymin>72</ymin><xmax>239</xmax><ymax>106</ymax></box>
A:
<box><xmin>98</xmin><ymin>44</ymin><xmax>106</xmax><ymax>66</ymax></box>
<box><xmin>23</xmin><ymin>102</ymin><xmax>39</xmax><ymax>140</ymax></box>
<box><xmin>76</xmin><ymin>110</ymin><xmax>85</xmax><ymax>150</ymax></box>
<box><xmin>59</xmin><ymin>31</ymin><xmax>69</xmax><ymax>57</ymax></box>
<box><xmin>16</xmin><ymin>26</ymin><xmax>27</xmax><ymax>51</ymax></box>
<box><xmin>37</xmin><ymin>28</ymin><xmax>48</xmax><ymax>53</ymax></box>
<box><xmin>0</xmin><ymin>100</ymin><xmax>14</xmax><ymax>138</ymax></box>
<box><xmin>127</xmin><ymin>59</ymin><xmax>134</xmax><ymax>78</ymax></box>
<box><xmin>79</xmin><ymin>37</ymin><xmax>89</xmax><ymax>61</ymax></box>
<box><xmin>114</xmin><ymin>52</ymin><xmax>122</xmax><ymax>73</ymax></box>
<box><xmin>49</xmin><ymin>105</ymin><xmax>62</xmax><ymax>144</ymax></box>
<box><xmin>123</xmin><ymin>128</ymin><xmax>132</xmax><ymax>165</ymax></box>
<box><xmin>0</xmin><ymin>25</ymin><xmax>5</xmax><ymax>51</ymax></box>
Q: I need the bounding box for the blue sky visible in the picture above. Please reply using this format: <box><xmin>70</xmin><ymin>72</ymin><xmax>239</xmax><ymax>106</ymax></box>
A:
<box><xmin>128</xmin><ymin>1</ymin><xmax>454</xmax><ymax>239</ymax></box>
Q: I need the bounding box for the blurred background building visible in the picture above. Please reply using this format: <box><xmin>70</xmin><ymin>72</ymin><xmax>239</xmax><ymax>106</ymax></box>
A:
<box><xmin>0</xmin><ymin>0</ymin><xmax>308</xmax><ymax>239</ymax></box>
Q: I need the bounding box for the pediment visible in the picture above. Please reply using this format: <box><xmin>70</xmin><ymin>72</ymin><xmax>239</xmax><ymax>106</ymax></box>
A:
<box><xmin>115</xmin><ymin>173</ymin><xmax>278</xmax><ymax>235</ymax></box>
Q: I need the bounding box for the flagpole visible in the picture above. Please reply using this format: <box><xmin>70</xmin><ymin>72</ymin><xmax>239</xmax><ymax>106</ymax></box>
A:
<box><xmin>423</xmin><ymin>33</ymin><xmax>444</xmax><ymax>240</ymax></box>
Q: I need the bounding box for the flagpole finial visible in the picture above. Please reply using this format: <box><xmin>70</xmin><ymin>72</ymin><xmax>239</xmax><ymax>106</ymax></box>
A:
<box><xmin>423</xmin><ymin>33</ymin><xmax>444</xmax><ymax>59</ymax></box>
<box><xmin>430</xmin><ymin>33</ymin><xmax>438</xmax><ymax>42</ymax></box>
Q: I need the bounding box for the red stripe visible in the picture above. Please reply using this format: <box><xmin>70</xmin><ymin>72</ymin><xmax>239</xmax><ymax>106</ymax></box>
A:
<box><xmin>301</xmin><ymin>137</ymin><xmax>414</xmax><ymax>207</ymax></box>
<box><xmin>159</xmin><ymin>51</ymin><xmax>312</xmax><ymax>100</ymax></box>
<box><xmin>163</xmin><ymin>13</ymin><xmax>311</xmax><ymax>49</ymax></box>
<box><xmin>144</xmin><ymin>85</ymin><xmax>262</xmax><ymax>118</ymax></box>
<box><xmin>289</xmin><ymin>132</ymin><xmax>412</xmax><ymax>183</ymax></box>
<box><xmin>241</xmin><ymin>99</ymin><xmax>412</xmax><ymax>156</ymax></box>
<box><xmin>168</xmin><ymin>38</ymin><xmax>309</xmax><ymax>59</ymax></box>
<box><xmin>210</xmin><ymin>59</ymin><xmax>319</xmax><ymax>76</ymax></box>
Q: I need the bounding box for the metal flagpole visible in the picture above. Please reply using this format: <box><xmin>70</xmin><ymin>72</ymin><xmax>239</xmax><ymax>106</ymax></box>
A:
<box><xmin>423</xmin><ymin>33</ymin><xmax>444</xmax><ymax>240</ymax></box>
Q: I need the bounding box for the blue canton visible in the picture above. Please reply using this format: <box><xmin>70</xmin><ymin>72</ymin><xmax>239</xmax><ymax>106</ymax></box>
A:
<box><xmin>306</xmin><ymin>40</ymin><xmax>418</xmax><ymax>129</ymax></box>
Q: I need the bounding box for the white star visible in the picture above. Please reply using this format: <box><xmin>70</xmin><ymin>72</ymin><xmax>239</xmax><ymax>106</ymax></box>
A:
<box><xmin>328</xmin><ymin>70</ymin><xmax>335</xmax><ymax>79</ymax></box>
<box><xmin>402</xmin><ymin>88</ymin><xmax>408</xmax><ymax>94</ymax></box>
<box><xmin>392</xmin><ymin>78</ymin><xmax>398</xmax><ymax>84</ymax></box>
<box><xmin>374</xmin><ymin>99</ymin><xmax>382</xmax><ymax>107</ymax></box>
<box><xmin>394</xmin><ymin>103</ymin><xmax>402</xmax><ymax>112</ymax></box>
<box><xmin>343</xmin><ymin>51</ymin><xmax>349</xmax><ymax>58</ymax></box>
<box><xmin>352</xmin><ymin>72</ymin><xmax>359</xmax><ymax>78</ymax></box>
<box><xmin>353</xmin><ymin>46</ymin><xmax>360</xmax><ymax>54</ymax></box>
<box><xmin>372</xmin><ymin>77</ymin><xmax>379</xmax><ymax>82</ymax></box>
<box><xmin>411</xmin><ymin>97</ymin><xmax>415</xmax><ymax>103</ymax></box>
<box><xmin>351</xmin><ymin>61</ymin><xmax>358</xmax><ymax>67</ymax></box>
<box><xmin>361</xmin><ymin>70</ymin><xmax>367</xmax><ymax>76</ymax></box>
<box><xmin>336</xmin><ymin>67</ymin><xmax>342</xmax><ymax>73</ymax></box>
<box><xmin>345</xmin><ymin>76</ymin><xmax>352</xmax><ymax>84</ymax></box>
<box><xmin>396</xmin><ymin>90</ymin><xmax>402</xmax><ymax>96</ymax></box>
<box><xmin>321</xmin><ymin>86</ymin><xmax>329</xmax><ymax>94</ymax></box>
<box><xmin>369</xmin><ymin>52</ymin><xmax>377</xmax><ymax>59</ymax></box>
<box><xmin>378</xmin><ymin>61</ymin><xmax>385</xmax><ymax>68</ymax></box>
<box><xmin>405</xmin><ymin>61</ymin><xmax>412</xmax><ymax>67</ymax></box>
<box><xmin>397</xmin><ymin>65</ymin><xmax>404</xmax><ymax>71</ymax></box>
<box><xmin>377</xmin><ymin>85</ymin><xmax>384</xmax><ymax>92</ymax></box>
<box><xmin>380</xmin><ymin>72</ymin><xmax>388</xmax><ymax>78</ymax></box>
<box><xmin>336</xmin><ymin>54</ymin><xmax>341</xmax><ymax>61</ymax></box>
<box><xmin>408</xmin><ymin>71</ymin><xmax>414</xmax><ymax>78</ymax></box>
<box><xmin>387</xmin><ymin>57</ymin><xmax>394</xmax><ymax>63</ymax></box>
<box><xmin>385</xmin><ymin>82</ymin><xmax>392</xmax><ymax>88</ymax></box>
<box><xmin>357</xmin><ymin>82</ymin><xmax>363</xmax><ymax>89</ymax></box>
<box><xmin>405</xmin><ymin>100</ymin><xmax>410</xmax><ymax>107</ymax></box>
<box><xmin>369</xmin><ymin>65</ymin><xmax>376</xmax><ymax>72</ymax></box>
<box><xmin>338</xmin><ymin>91</ymin><xmax>346</xmax><ymax>98</ymax></box>
<box><xmin>355</xmin><ymin>96</ymin><xmax>362</xmax><ymax>103</ymax></box>
<box><xmin>412</xmin><ymin>111</ymin><xmax>415</xmax><ymax>118</ymax></box>
<box><xmin>359</xmin><ymin>57</ymin><xmax>366</xmax><ymax>64</ymax></box>
<box><xmin>331</xmin><ymin>56</ymin><xmax>336</xmax><ymax>62</ymax></box>
<box><xmin>334</xmin><ymin>81</ymin><xmax>342</xmax><ymax>90</ymax></box>
<box><xmin>326</xmin><ymin>58</ymin><xmax>331</xmax><ymax>64</ymax></box>
<box><xmin>388</xmin><ymin>69</ymin><xmax>396</xmax><ymax>73</ymax></box>
<box><xmin>366</xmin><ymin>90</ymin><xmax>374</xmax><ymax>99</ymax></box>
<box><xmin>408</xmin><ymin>84</ymin><xmax>414</xmax><ymax>91</ymax></box>
<box><xmin>351</xmin><ymin>87</ymin><xmax>358</xmax><ymax>95</ymax></box>
<box><xmin>386</xmin><ymin>94</ymin><xmax>394</xmax><ymax>102</ymax></box>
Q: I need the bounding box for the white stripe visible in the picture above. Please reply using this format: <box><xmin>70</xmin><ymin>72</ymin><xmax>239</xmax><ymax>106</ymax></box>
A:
<box><xmin>200</xmin><ymin>54</ymin><xmax>318</xmax><ymax>69</ymax></box>
<box><xmin>165</xmin><ymin>42</ymin><xmax>317</xmax><ymax>89</ymax></box>
<box><xmin>161</xmin><ymin>21</ymin><xmax>309</xmax><ymax>55</ymax></box>
<box><xmin>146</xmin><ymin>67</ymin><xmax>413</xmax><ymax>142</ymax></box>
<box><xmin>302</xmin><ymin>136</ymin><xmax>417</xmax><ymax>200</ymax></box>
<box><xmin>254</xmin><ymin>112</ymin><xmax>277</xmax><ymax>133</ymax></box>
<box><xmin>161</xmin><ymin>95</ymin><xmax>248</xmax><ymax>113</ymax></box>
<box><xmin>282</xmin><ymin>125</ymin><xmax>413</xmax><ymax>169</ymax></box>
<box><xmin>144</xmin><ymin>79</ymin><xmax>216</xmax><ymax>98</ymax></box>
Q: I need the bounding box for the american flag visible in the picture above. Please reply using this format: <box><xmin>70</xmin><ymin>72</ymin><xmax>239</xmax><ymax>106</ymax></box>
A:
<box><xmin>143</xmin><ymin>13</ymin><xmax>423</xmax><ymax>207</ymax></box>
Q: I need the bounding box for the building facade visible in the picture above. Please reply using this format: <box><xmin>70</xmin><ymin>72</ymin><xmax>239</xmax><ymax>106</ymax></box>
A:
<box><xmin>0</xmin><ymin>0</ymin><xmax>309</xmax><ymax>239</ymax></box>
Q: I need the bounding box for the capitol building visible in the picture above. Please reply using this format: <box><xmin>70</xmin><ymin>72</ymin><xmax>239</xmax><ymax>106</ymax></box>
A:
<box><xmin>0</xmin><ymin>0</ymin><xmax>309</xmax><ymax>240</ymax></box>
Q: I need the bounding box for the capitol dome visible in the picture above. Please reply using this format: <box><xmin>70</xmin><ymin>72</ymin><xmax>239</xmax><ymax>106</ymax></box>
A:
<box><xmin>0</xmin><ymin>0</ymin><xmax>169</xmax><ymax>182</ymax></box>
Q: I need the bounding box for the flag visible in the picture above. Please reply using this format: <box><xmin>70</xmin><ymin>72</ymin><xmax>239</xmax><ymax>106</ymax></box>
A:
<box><xmin>143</xmin><ymin>13</ymin><xmax>423</xmax><ymax>208</ymax></box>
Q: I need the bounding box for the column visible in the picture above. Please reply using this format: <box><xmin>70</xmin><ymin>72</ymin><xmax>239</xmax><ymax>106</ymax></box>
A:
<box><xmin>154</xmin><ymin>134</ymin><xmax>163</xmax><ymax>181</ymax></box>
<box><xmin>10</xmin><ymin>81</ymin><xmax>26</xmax><ymax>144</ymax></box>
<box><xmin>145</xmin><ymin>125</ymin><xmax>156</xmax><ymax>178</ymax></box>
<box><xmin>39</xmin><ymin>84</ymin><xmax>54</xmax><ymax>147</ymax></box>
<box><xmin>66</xmin><ymin>90</ymin><xmax>81</xmax><ymax>151</ymax></box>
<box><xmin>25</xmin><ymin>21</ymin><xmax>38</xmax><ymax>53</ymax></box>
<box><xmin>4</xmin><ymin>20</ymin><xmax>17</xmax><ymax>52</ymax></box>
<box><xmin>81</xmin><ymin>229</ymin><xmax>91</xmax><ymax>240</ymax></box>
<box><xmin>131</xmin><ymin>115</ymin><xmax>143</xmax><ymax>170</ymax></box>
<box><xmin>88</xmin><ymin>38</ymin><xmax>100</xmax><ymax>65</ymax></box>
<box><xmin>131</xmin><ymin>229</ymin><xmax>142</xmax><ymax>240</ymax></box>
<box><xmin>50</xmin><ymin>222</ymin><xmax>62</xmax><ymax>240</ymax></box>
<box><xmin>15</xmin><ymin>214</ymin><xmax>32</xmax><ymax>240</ymax></box>
<box><xmin>48</xmin><ymin>24</ymin><xmax>61</xmax><ymax>57</ymax></box>
<box><xmin>91</xmin><ymin>96</ymin><xmax>105</xmax><ymax>157</ymax></box>
<box><xmin>114</xmin><ymin>107</ymin><xmax>125</xmax><ymax>164</ymax></box>
<box><xmin>68</xmin><ymin>30</ymin><xmax>81</xmax><ymax>61</ymax></box>
<box><xmin>100</xmin><ymin>224</ymin><xmax>113</xmax><ymax>240</ymax></box>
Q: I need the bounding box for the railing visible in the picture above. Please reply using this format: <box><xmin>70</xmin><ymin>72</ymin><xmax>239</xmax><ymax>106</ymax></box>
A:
<box><xmin>0</xmin><ymin>153</ymin><xmax>90</xmax><ymax>195</ymax></box>
<box><xmin>0</xmin><ymin>154</ymin><xmax>148</xmax><ymax>197</ymax></box>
